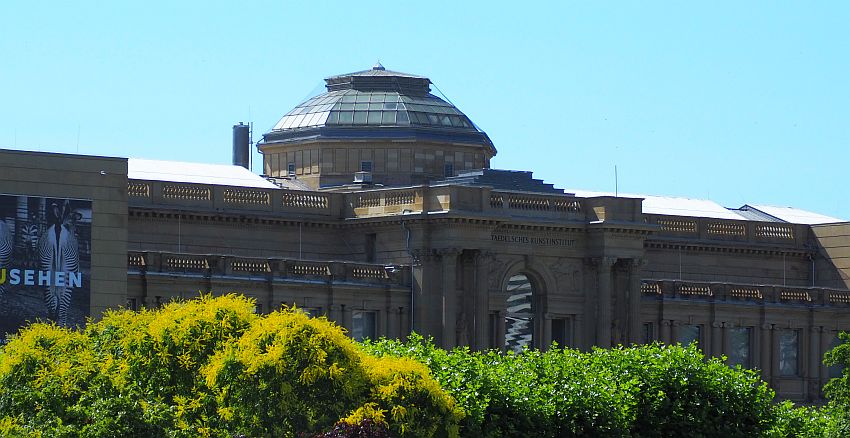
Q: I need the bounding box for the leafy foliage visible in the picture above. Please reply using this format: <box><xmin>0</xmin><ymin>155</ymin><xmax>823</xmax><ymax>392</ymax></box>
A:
<box><xmin>364</xmin><ymin>335</ymin><xmax>813</xmax><ymax>437</ymax></box>
<box><xmin>0</xmin><ymin>295</ymin><xmax>461</xmax><ymax>437</ymax></box>
<box><xmin>824</xmin><ymin>331</ymin><xmax>850</xmax><ymax>437</ymax></box>
<box><xmin>0</xmin><ymin>293</ymin><xmax>843</xmax><ymax>437</ymax></box>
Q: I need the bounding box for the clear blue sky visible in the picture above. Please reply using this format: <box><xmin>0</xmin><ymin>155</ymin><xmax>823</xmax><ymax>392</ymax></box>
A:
<box><xmin>2</xmin><ymin>2</ymin><xmax>848</xmax><ymax>219</ymax></box>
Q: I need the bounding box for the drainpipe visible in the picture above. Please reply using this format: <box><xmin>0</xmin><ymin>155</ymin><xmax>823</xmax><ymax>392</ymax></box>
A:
<box><xmin>401</xmin><ymin>210</ymin><xmax>415</xmax><ymax>334</ymax></box>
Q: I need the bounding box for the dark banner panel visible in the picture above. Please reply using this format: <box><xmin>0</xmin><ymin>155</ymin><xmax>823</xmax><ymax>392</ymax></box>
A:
<box><xmin>0</xmin><ymin>195</ymin><xmax>92</xmax><ymax>336</ymax></box>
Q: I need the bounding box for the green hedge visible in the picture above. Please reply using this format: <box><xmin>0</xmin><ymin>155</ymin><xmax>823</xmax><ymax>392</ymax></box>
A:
<box><xmin>364</xmin><ymin>335</ymin><xmax>833</xmax><ymax>437</ymax></box>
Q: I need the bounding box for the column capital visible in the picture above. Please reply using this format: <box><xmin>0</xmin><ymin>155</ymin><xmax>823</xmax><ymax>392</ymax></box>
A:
<box><xmin>590</xmin><ymin>256</ymin><xmax>618</xmax><ymax>268</ymax></box>
<box><xmin>411</xmin><ymin>249</ymin><xmax>439</xmax><ymax>262</ymax></box>
<box><xmin>436</xmin><ymin>247</ymin><xmax>462</xmax><ymax>257</ymax></box>
<box><xmin>630</xmin><ymin>257</ymin><xmax>649</xmax><ymax>269</ymax></box>
<box><xmin>712</xmin><ymin>321</ymin><xmax>724</xmax><ymax>328</ymax></box>
<box><xmin>761</xmin><ymin>323</ymin><xmax>774</xmax><ymax>330</ymax></box>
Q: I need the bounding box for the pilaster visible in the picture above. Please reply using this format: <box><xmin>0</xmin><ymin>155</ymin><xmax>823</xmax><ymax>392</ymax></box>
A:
<box><xmin>594</xmin><ymin>256</ymin><xmax>617</xmax><ymax>348</ymax></box>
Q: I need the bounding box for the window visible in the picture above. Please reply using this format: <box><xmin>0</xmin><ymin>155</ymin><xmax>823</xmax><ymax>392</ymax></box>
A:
<box><xmin>360</xmin><ymin>161</ymin><xmax>373</xmax><ymax>172</ymax></box>
<box><xmin>126</xmin><ymin>298</ymin><xmax>138</xmax><ymax>311</ymax></box>
<box><xmin>287</xmin><ymin>162</ymin><xmax>296</xmax><ymax>175</ymax></box>
<box><xmin>677</xmin><ymin>324</ymin><xmax>701</xmax><ymax>347</ymax></box>
<box><xmin>255</xmin><ymin>303</ymin><xmax>263</xmax><ymax>314</ymax></box>
<box><xmin>643</xmin><ymin>322</ymin><xmax>654</xmax><ymax>344</ymax></box>
<box><xmin>352</xmin><ymin>311</ymin><xmax>376</xmax><ymax>341</ymax></box>
<box><xmin>728</xmin><ymin>327</ymin><xmax>752</xmax><ymax>368</ymax></box>
<box><xmin>444</xmin><ymin>162</ymin><xmax>454</xmax><ymax>177</ymax></box>
<box><xmin>551</xmin><ymin>318</ymin><xmax>571</xmax><ymax>348</ymax></box>
<box><xmin>779</xmin><ymin>329</ymin><xmax>799</xmax><ymax>376</ymax></box>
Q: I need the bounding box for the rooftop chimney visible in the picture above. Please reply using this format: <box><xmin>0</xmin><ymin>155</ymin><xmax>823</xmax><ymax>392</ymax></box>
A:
<box><xmin>232</xmin><ymin>123</ymin><xmax>250</xmax><ymax>169</ymax></box>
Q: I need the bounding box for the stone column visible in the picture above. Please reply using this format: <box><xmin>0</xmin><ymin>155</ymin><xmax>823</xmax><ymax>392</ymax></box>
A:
<box><xmin>439</xmin><ymin>248</ymin><xmax>460</xmax><ymax>348</ymax></box>
<box><xmin>628</xmin><ymin>258</ymin><xmax>646</xmax><ymax>344</ymax></box>
<box><xmin>399</xmin><ymin>306</ymin><xmax>409</xmax><ymax>340</ymax></box>
<box><xmin>711</xmin><ymin>322</ymin><xmax>723</xmax><ymax>358</ymax></box>
<box><xmin>808</xmin><ymin>325</ymin><xmax>822</xmax><ymax>402</ymax></box>
<box><xmin>671</xmin><ymin>321</ymin><xmax>681</xmax><ymax>344</ymax></box>
<box><xmin>661</xmin><ymin>319</ymin><xmax>672</xmax><ymax>344</ymax></box>
<box><xmin>341</xmin><ymin>304</ymin><xmax>352</xmax><ymax>333</ymax></box>
<box><xmin>387</xmin><ymin>306</ymin><xmax>399</xmax><ymax>339</ymax></box>
<box><xmin>497</xmin><ymin>309</ymin><xmax>507</xmax><ymax>350</ymax></box>
<box><xmin>820</xmin><ymin>328</ymin><xmax>832</xmax><ymax>393</ymax></box>
<box><xmin>412</xmin><ymin>250</ymin><xmax>439</xmax><ymax>338</ymax></box>
<box><xmin>474</xmin><ymin>251</ymin><xmax>491</xmax><ymax>350</ymax></box>
<box><xmin>760</xmin><ymin>323</ymin><xmax>773</xmax><ymax>382</ymax></box>
<box><xmin>329</xmin><ymin>303</ymin><xmax>342</xmax><ymax>325</ymax></box>
<box><xmin>595</xmin><ymin>257</ymin><xmax>617</xmax><ymax>348</ymax></box>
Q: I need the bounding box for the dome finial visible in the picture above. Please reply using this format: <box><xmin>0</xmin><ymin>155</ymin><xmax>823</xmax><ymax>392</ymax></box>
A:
<box><xmin>372</xmin><ymin>61</ymin><xmax>385</xmax><ymax>71</ymax></box>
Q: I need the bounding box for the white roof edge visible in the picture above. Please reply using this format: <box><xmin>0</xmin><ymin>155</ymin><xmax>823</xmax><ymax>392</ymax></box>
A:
<box><xmin>128</xmin><ymin>158</ymin><xmax>279</xmax><ymax>189</ymax></box>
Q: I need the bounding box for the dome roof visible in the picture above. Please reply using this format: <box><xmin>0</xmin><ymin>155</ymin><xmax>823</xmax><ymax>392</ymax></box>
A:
<box><xmin>261</xmin><ymin>65</ymin><xmax>494</xmax><ymax>150</ymax></box>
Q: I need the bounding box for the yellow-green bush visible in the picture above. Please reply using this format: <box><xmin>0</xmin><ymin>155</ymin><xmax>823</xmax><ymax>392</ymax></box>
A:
<box><xmin>0</xmin><ymin>295</ymin><xmax>462</xmax><ymax>437</ymax></box>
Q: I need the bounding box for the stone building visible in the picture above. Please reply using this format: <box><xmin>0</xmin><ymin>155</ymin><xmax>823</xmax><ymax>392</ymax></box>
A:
<box><xmin>1</xmin><ymin>64</ymin><xmax>849</xmax><ymax>401</ymax></box>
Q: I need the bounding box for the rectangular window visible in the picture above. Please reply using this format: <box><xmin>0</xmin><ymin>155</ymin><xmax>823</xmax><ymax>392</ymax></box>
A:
<box><xmin>728</xmin><ymin>327</ymin><xmax>752</xmax><ymax>368</ymax></box>
<box><xmin>444</xmin><ymin>162</ymin><xmax>454</xmax><ymax>177</ymax></box>
<box><xmin>643</xmin><ymin>322</ymin><xmax>654</xmax><ymax>344</ymax></box>
<box><xmin>287</xmin><ymin>162</ymin><xmax>296</xmax><ymax>175</ymax></box>
<box><xmin>255</xmin><ymin>303</ymin><xmax>263</xmax><ymax>314</ymax></box>
<box><xmin>779</xmin><ymin>329</ymin><xmax>799</xmax><ymax>376</ymax></box>
<box><xmin>551</xmin><ymin>318</ymin><xmax>572</xmax><ymax>348</ymax></box>
<box><xmin>352</xmin><ymin>311</ymin><xmax>376</xmax><ymax>341</ymax></box>
<box><xmin>126</xmin><ymin>298</ymin><xmax>138</xmax><ymax>311</ymax></box>
<box><xmin>360</xmin><ymin>161</ymin><xmax>373</xmax><ymax>172</ymax></box>
<box><xmin>677</xmin><ymin>324</ymin><xmax>701</xmax><ymax>347</ymax></box>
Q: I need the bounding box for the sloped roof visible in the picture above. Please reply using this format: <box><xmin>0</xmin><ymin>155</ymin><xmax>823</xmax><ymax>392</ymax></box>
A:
<box><xmin>128</xmin><ymin>158</ymin><xmax>279</xmax><ymax>189</ymax></box>
<box><xmin>435</xmin><ymin>169</ymin><xmax>564</xmax><ymax>194</ymax></box>
<box><xmin>567</xmin><ymin>189</ymin><xmax>747</xmax><ymax>220</ymax></box>
<box><xmin>741</xmin><ymin>205</ymin><xmax>845</xmax><ymax>225</ymax></box>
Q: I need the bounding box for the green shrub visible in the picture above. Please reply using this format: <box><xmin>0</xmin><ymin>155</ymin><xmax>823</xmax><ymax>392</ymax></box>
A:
<box><xmin>0</xmin><ymin>295</ymin><xmax>461</xmax><ymax>437</ymax></box>
<box><xmin>765</xmin><ymin>400</ymin><xmax>834</xmax><ymax>438</ymax></box>
<box><xmin>365</xmin><ymin>336</ymin><xmax>782</xmax><ymax>437</ymax></box>
<box><xmin>824</xmin><ymin>331</ymin><xmax>850</xmax><ymax>437</ymax></box>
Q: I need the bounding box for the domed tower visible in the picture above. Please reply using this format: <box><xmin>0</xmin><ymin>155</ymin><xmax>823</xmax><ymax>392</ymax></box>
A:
<box><xmin>258</xmin><ymin>64</ymin><xmax>496</xmax><ymax>189</ymax></box>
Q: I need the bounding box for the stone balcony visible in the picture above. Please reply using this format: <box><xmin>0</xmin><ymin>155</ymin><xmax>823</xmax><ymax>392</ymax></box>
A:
<box><xmin>127</xmin><ymin>250</ymin><xmax>411</xmax><ymax>287</ymax></box>
<box><xmin>641</xmin><ymin>279</ymin><xmax>850</xmax><ymax>306</ymax></box>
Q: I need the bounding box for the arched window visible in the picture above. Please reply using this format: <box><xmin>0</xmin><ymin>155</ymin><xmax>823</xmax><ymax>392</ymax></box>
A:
<box><xmin>505</xmin><ymin>274</ymin><xmax>534</xmax><ymax>352</ymax></box>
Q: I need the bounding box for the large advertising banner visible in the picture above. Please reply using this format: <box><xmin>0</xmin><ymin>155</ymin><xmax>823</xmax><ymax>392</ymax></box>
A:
<box><xmin>0</xmin><ymin>195</ymin><xmax>92</xmax><ymax>336</ymax></box>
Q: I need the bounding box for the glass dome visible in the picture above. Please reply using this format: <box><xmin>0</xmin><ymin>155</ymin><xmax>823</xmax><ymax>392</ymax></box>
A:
<box><xmin>271</xmin><ymin>89</ymin><xmax>477</xmax><ymax>131</ymax></box>
<box><xmin>261</xmin><ymin>64</ymin><xmax>493</xmax><ymax>149</ymax></box>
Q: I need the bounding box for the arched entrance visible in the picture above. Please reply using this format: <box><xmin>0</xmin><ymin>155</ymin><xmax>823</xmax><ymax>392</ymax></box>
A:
<box><xmin>505</xmin><ymin>273</ymin><xmax>534</xmax><ymax>352</ymax></box>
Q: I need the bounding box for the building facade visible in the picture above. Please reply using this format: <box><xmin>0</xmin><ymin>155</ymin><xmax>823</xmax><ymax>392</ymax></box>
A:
<box><xmin>1</xmin><ymin>65</ymin><xmax>849</xmax><ymax>402</ymax></box>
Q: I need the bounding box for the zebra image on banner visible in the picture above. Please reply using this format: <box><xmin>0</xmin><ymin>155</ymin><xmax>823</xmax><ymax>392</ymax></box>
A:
<box><xmin>0</xmin><ymin>195</ymin><xmax>91</xmax><ymax>337</ymax></box>
<box><xmin>505</xmin><ymin>274</ymin><xmax>534</xmax><ymax>353</ymax></box>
